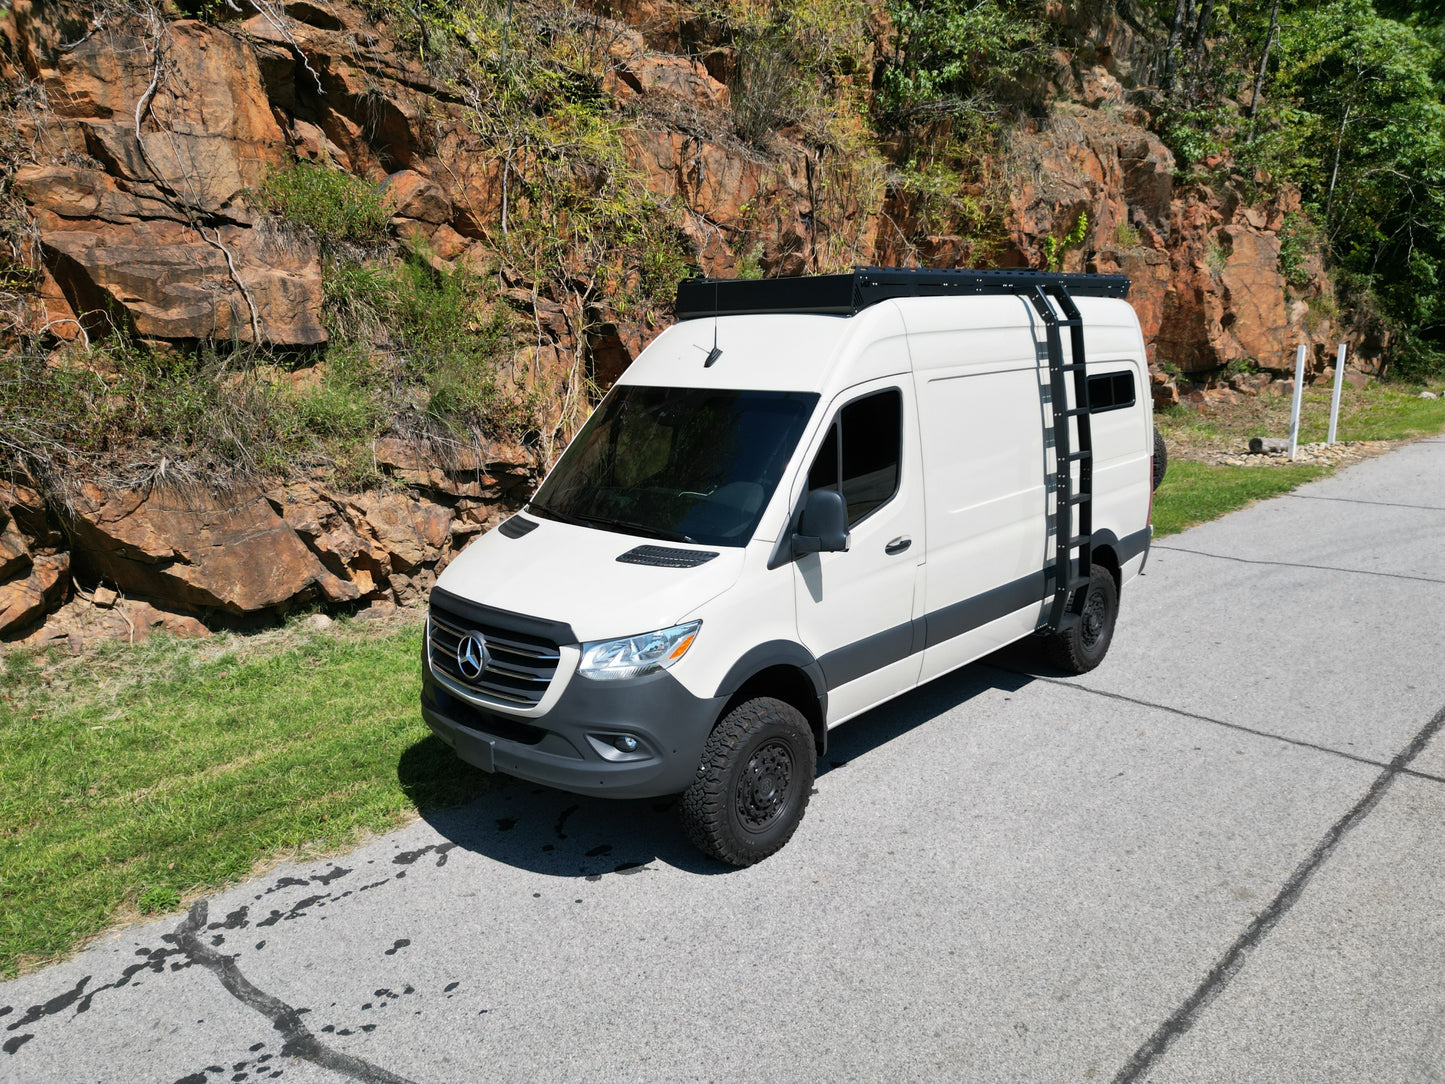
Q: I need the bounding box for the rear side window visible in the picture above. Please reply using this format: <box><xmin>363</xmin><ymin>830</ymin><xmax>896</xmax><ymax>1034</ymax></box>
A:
<box><xmin>1087</xmin><ymin>370</ymin><xmax>1136</xmax><ymax>413</ymax></box>
<box><xmin>806</xmin><ymin>388</ymin><xmax>902</xmax><ymax>527</ymax></box>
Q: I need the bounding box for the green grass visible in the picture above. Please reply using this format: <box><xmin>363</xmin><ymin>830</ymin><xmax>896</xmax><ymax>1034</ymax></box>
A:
<box><xmin>0</xmin><ymin>619</ymin><xmax>491</xmax><ymax>978</ymax></box>
<box><xmin>1151</xmin><ymin>460</ymin><xmax>1329</xmax><ymax>537</ymax></box>
<box><xmin>1156</xmin><ymin>382</ymin><xmax>1445</xmax><ymax>452</ymax></box>
<box><xmin>253</xmin><ymin>158</ymin><xmax>391</xmax><ymax>249</ymax></box>
<box><xmin>1150</xmin><ymin>380</ymin><xmax>1445</xmax><ymax>535</ymax></box>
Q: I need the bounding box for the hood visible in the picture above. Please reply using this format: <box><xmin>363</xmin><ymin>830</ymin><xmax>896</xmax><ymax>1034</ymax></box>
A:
<box><xmin>434</xmin><ymin>516</ymin><xmax>746</xmax><ymax>644</ymax></box>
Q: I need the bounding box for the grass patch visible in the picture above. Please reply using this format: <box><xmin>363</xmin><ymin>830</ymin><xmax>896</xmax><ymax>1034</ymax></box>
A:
<box><xmin>253</xmin><ymin>158</ymin><xmax>392</xmax><ymax>250</ymax></box>
<box><xmin>1156</xmin><ymin>382</ymin><xmax>1445</xmax><ymax>456</ymax></box>
<box><xmin>1151</xmin><ymin>460</ymin><xmax>1328</xmax><ymax>537</ymax></box>
<box><xmin>0</xmin><ymin>616</ymin><xmax>492</xmax><ymax>978</ymax></box>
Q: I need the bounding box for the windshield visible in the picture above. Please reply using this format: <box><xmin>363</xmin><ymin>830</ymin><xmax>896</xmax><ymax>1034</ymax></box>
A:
<box><xmin>530</xmin><ymin>386</ymin><xmax>818</xmax><ymax>547</ymax></box>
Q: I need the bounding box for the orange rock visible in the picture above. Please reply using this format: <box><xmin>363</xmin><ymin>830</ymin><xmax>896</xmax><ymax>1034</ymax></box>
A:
<box><xmin>67</xmin><ymin>485</ymin><xmax>344</xmax><ymax>614</ymax></box>
<box><xmin>382</xmin><ymin>169</ymin><xmax>453</xmax><ymax>225</ymax></box>
<box><xmin>0</xmin><ymin>553</ymin><xmax>69</xmax><ymax>635</ymax></box>
<box><xmin>0</xmin><ymin>503</ymin><xmax>29</xmax><ymax>582</ymax></box>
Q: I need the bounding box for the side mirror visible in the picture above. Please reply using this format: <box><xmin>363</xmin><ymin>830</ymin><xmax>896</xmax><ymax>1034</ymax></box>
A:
<box><xmin>793</xmin><ymin>489</ymin><xmax>850</xmax><ymax>557</ymax></box>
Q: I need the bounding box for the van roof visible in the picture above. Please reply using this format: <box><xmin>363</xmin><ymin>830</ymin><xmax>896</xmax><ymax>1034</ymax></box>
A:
<box><xmin>624</xmin><ymin>288</ymin><xmax>1142</xmax><ymax>397</ymax></box>
<box><xmin>674</xmin><ymin>267</ymin><xmax>1130</xmax><ymax>321</ymax></box>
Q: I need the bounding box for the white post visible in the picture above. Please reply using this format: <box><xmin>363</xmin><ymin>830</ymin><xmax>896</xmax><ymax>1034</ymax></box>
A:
<box><xmin>1287</xmin><ymin>343</ymin><xmax>1307</xmax><ymax>460</ymax></box>
<box><xmin>1327</xmin><ymin>342</ymin><xmax>1347</xmax><ymax>444</ymax></box>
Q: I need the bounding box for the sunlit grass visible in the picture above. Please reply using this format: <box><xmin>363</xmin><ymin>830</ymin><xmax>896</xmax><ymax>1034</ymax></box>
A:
<box><xmin>1151</xmin><ymin>460</ymin><xmax>1328</xmax><ymax>537</ymax></box>
<box><xmin>0</xmin><ymin>617</ymin><xmax>491</xmax><ymax>978</ymax></box>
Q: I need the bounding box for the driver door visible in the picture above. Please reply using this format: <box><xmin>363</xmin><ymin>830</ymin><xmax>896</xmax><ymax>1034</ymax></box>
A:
<box><xmin>792</xmin><ymin>381</ymin><xmax>926</xmax><ymax>724</ymax></box>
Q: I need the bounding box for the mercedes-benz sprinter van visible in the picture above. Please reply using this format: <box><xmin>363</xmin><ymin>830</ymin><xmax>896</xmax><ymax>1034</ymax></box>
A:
<box><xmin>422</xmin><ymin>268</ymin><xmax>1154</xmax><ymax>865</ymax></box>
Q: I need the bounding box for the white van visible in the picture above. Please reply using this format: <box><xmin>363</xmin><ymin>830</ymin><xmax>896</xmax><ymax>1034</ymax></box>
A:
<box><xmin>422</xmin><ymin>268</ymin><xmax>1155</xmax><ymax>864</ymax></box>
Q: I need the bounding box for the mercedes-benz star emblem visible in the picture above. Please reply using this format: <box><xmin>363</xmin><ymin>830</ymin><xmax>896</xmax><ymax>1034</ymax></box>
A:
<box><xmin>456</xmin><ymin>632</ymin><xmax>489</xmax><ymax>680</ymax></box>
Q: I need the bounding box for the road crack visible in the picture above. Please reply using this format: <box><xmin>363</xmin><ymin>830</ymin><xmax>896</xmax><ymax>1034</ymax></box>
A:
<box><xmin>1006</xmin><ymin>670</ymin><xmax>1445</xmax><ymax>786</ymax></box>
<box><xmin>168</xmin><ymin>901</ymin><xmax>417</xmax><ymax>1084</ymax></box>
<box><xmin>1111</xmin><ymin>700</ymin><xmax>1445</xmax><ymax>1083</ymax></box>
<box><xmin>1152</xmin><ymin>544</ymin><xmax>1445</xmax><ymax>586</ymax></box>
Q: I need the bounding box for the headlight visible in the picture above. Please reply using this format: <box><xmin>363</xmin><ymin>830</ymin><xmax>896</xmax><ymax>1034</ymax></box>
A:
<box><xmin>578</xmin><ymin>621</ymin><xmax>701</xmax><ymax>681</ymax></box>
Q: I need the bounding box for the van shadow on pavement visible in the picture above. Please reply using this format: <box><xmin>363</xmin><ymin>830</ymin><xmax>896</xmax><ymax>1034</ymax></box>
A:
<box><xmin>398</xmin><ymin>651</ymin><xmax>1037</xmax><ymax>879</ymax></box>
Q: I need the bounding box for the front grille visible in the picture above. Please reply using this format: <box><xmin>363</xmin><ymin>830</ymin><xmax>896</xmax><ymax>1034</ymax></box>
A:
<box><xmin>437</xmin><ymin>690</ymin><xmax>548</xmax><ymax>745</ymax></box>
<box><xmin>428</xmin><ymin>603</ymin><xmax>561</xmax><ymax>707</ymax></box>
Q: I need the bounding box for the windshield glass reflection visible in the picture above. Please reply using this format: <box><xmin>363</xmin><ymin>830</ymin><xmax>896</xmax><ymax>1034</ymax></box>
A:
<box><xmin>530</xmin><ymin>386</ymin><xmax>818</xmax><ymax>547</ymax></box>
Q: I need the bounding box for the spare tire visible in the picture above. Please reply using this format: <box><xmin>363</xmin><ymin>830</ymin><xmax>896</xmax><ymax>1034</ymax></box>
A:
<box><xmin>1152</xmin><ymin>429</ymin><xmax>1168</xmax><ymax>490</ymax></box>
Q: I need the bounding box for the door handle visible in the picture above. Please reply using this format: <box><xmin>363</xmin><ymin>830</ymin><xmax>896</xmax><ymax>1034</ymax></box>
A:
<box><xmin>885</xmin><ymin>536</ymin><xmax>912</xmax><ymax>555</ymax></box>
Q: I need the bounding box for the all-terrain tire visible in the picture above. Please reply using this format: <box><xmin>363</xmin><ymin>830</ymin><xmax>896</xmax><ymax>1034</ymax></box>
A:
<box><xmin>1040</xmin><ymin>563</ymin><xmax>1119</xmax><ymax>675</ymax></box>
<box><xmin>680</xmin><ymin>697</ymin><xmax>816</xmax><ymax>867</ymax></box>
<box><xmin>1152</xmin><ymin>429</ymin><xmax>1168</xmax><ymax>490</ymax></box>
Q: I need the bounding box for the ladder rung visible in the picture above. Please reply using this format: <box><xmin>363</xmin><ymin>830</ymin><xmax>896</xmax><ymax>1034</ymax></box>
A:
<box><xmin>1060</xmin><ymin>407</ymin><xmax>1090</xmax><ymax>417</ymax></box>
<box><xmin>1065</xmin><ymin>451</ymin><xmax>1092</xmax><ymax>461</ymax></box>
<box><xmin>1065</xmin><ymin>493</ymin><xmax>1091</xmax><ymax>505</ymax></box>
<box><xmin>1064</xmin><ymin>535</ymin><xmax>1090</xmax><ymax>548</ymax></box>
<box><xmin>1065</xmin><ymin>577</ymin><xmax>1092</xmax><ymax>592</ymax></box>
<box><xmin>1058</xmin><ymin>362</ymin><xmax>1087</xmax><ymax>371</ymax></box>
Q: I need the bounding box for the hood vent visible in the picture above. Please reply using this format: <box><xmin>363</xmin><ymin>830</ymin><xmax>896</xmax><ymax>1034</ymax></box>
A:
<box><xmin>497</xmin><ymin>515</ymin><xmax>539</xmax><ymax>539</ymax></box>
<box><xmin>617</xmin><ymin>545</ymin><xmax>719</xmax><ymax>568</ymax></box>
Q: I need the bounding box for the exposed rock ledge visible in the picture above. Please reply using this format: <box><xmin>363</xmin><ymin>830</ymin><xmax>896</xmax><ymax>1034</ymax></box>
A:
<box><xmin>1</xmin><ymin>438</ymin><xmax>537</xmax><ymax>649</ymax></box>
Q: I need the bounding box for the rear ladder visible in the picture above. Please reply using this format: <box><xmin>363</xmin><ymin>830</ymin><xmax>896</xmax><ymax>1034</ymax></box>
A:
<box><xmin>1029</xmin><ymin>284</ymin><xmax>1093</xmax><ymax>633</ymax></box>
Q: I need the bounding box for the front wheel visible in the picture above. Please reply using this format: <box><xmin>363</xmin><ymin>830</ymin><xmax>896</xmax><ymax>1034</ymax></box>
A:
<box><xmin>1039</xmin><ymin>563</ymin><xmax>1119</xmax><ymax>674</ymax></box>
<box><xmin>680</xmin><ymin>697</ymin><xmax>816</xmax><ymax>866</ymax></box>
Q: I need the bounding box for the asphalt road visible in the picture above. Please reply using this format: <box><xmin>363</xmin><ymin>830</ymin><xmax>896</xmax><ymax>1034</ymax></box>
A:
<box><xmin>4</xmin><ymin>437</ymin><xmax>1444</xmax><ymax>1084</ymax></box>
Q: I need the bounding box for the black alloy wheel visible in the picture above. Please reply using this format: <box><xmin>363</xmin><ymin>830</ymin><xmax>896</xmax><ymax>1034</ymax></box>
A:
<box><xmin>1040</xmin><ymin>562</ymin><xmax>1119</xmax><ymax>674</ymax></box>
<box><xmin>680</xmin><ymin>696</ymin><xmax>816</xmax><ymax>866</ymax></box>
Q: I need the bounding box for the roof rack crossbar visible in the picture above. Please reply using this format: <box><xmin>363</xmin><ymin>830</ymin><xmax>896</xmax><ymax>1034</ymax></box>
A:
<box><xmin>674</xmin><ymin>266</ymin><xmax>1130</xmax><ymax>321</ymax></box>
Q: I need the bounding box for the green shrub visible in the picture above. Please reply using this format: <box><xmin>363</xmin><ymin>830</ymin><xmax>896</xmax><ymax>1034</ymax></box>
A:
<box><xmin>1045</xmin><ymin>210</ymin><xmax>1089</xmax><ymax>271</ymax></box>
<box><xmin>253</xmin><ymin>159</ymin><xmax>392</xmax><ymax>249</ymax></box>
<box><xmin>1277</xmin><ymin>213</ymin><xmax>1317</xmax><ymax>288</ymax></box>
<box><xmin>878</xmin><ymin>0</ymin><xmax>1044</xmax><ymax>121</ymax></box>
<box><xmin>1390</xmin><ymin>336</ymin><xmax>1445</xmax><ymax>382</ymax></box>
<box><xmin>1159</xmin><ymin>106</ymin><xmax>1226</xmax><ymax>169</ymax></box>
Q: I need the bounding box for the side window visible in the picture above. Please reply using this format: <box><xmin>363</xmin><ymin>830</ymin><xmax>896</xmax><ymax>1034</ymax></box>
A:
<box><xmin>805</xmin><ymin>388</ymin><xmax>902</xmax><ymax>527</ymax></box>
<box><xmin>1087</xmin><ymin>370</ymin><xmax>1136</xmax><ymax>413</ymax></box>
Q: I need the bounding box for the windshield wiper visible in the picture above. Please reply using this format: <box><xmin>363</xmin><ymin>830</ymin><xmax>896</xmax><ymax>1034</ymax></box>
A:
<box><xmin>585</xmin><ymin>517</ymin><xmax>697</xmax><ymax>544</ymax></box>
<box><xmin>530</xmin><ymin>504</ymin><xmax>696</xmax><ymax>544</ymax></box>
<box><xmin>528</xmin><ymin>502</ymin><xmax>590</xmax><ymax>528</ymax></box>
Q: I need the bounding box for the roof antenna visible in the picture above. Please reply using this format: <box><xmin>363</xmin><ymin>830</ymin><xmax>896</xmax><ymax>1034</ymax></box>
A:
<box><xmin>703</xmin><ymin>278</ymin><xmax>722</xmax><ymax>367</ymax></box>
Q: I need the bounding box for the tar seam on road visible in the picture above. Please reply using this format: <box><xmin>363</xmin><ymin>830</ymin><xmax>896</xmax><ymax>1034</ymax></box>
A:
<box><xmin>1287</xmin><ymin>494</ymin><xmax>1445</xmax><ymax>513</ymax></box>
<box><xmin>170</xmin><ymin>901</ymin><xmax>417</xmax><ymax>1084</ymax></box>
<box><xmin>1153</xmin><ymin>544</ymin><xmax>1445</xmax><ymax>586</ymax></box>
<box><xmin>994</xmin><ymin>670</ymin><xmax>1445</xmax><ymax>786</ymax></box>
<box><xmin>1109</xmin><ymin>699</ymin><xmax>1445</xmax><ymax>1083</ymax></box>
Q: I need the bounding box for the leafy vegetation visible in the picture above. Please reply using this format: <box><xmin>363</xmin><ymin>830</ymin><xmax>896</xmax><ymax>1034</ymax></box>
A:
<box><xmin>876</xmin><ymin>0</ymin><xmax>1045</xmax><ymax>121</ymax></box>
<box><xmin>1141</xmin><ymin>0</ymin><xmax>1445</xmax><ymax>379</ymax></box>
<box><xmin>0</xmin><ymin>247</ymin><xmax>528</xmax><ymax>494</ymax></box>
<box><xmin>253</xmin><ymin>158</ymin><xmax>393</xmax><ymax>251</ymax></box>
<box><xmin>1045</xmin><ymin>210</ymin><xmax>1089</xmax><ymax>271</ymax></box>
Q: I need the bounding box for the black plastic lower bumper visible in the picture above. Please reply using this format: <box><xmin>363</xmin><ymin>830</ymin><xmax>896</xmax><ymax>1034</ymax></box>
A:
<box><xmin>420</xmin><ymin>657</ymin><xmax>726</xmax><ymax>800</ymax></box>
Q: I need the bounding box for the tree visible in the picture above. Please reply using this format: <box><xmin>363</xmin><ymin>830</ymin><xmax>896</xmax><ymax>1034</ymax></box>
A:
<box><xmin>1250</xmin><ymin>2</ymin><xmax>1445</xmax><ymax>370</ymax></box>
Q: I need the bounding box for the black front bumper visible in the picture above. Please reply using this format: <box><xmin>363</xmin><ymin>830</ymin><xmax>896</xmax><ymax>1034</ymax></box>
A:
<box><xmin>420</xmin><ymin>654</ymin><xmax>726</xmax><ymax>800</ymax></box>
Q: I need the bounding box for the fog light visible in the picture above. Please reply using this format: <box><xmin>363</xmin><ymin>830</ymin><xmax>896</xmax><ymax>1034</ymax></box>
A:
<box><xmin>614</xmin><ymin>735</ymin><xmax>640</xmax><ymax>753</ymax></box>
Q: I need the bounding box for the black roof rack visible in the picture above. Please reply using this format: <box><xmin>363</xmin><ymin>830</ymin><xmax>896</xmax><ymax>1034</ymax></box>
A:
<box><xmin>674</xmin><ymin>266</ymin><xmax>1130</xmax><ymax>321</ymax></box>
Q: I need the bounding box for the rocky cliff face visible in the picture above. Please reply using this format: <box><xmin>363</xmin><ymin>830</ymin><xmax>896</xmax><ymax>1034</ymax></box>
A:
<box><xmin>0</xmin><ymin>0</ymin><xmax>1353</xmax><ymax>645</ymax></box>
